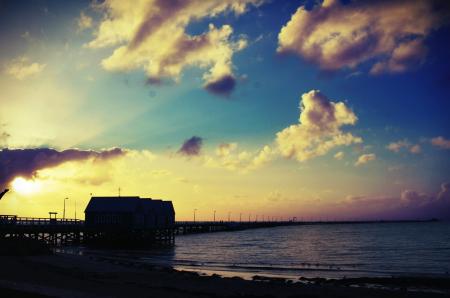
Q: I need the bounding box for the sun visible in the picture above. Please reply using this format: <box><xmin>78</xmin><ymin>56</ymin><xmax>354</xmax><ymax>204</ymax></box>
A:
<box><xmin>11</xmin><ymin>177</ymin><xmax>41</xmax><ymax>194</ymax></box>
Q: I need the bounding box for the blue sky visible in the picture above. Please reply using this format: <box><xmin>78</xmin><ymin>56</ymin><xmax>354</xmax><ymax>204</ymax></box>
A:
<box><xmin>0</xmin><ymin>0</ymin><xmax>449</xmax><ymax>220</ymax></box>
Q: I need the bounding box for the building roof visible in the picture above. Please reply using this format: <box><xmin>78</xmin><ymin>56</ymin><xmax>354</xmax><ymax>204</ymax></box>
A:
<box><xmin>85</xmin><ymin>196</ymin><xmax>174</xmax><ymax>215</ymax></box>
<box><xmin>85</xmin><ymin>197</ymin><xmax>141</xmax><ymax>213</ymax></box>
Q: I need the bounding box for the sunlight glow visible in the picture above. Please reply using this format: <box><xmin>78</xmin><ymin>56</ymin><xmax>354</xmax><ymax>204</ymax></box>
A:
<box><xmin>11</xmin><ymin>177</ymin><xmax>41</xmax><ymax>195</ymax></box>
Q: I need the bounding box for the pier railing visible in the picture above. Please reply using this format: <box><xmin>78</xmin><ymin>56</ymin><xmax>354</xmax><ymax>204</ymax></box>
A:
<box><xmin>0</xmin><ymin>215</ymin><xmax>83</xmax><ymax>226</ymax></box>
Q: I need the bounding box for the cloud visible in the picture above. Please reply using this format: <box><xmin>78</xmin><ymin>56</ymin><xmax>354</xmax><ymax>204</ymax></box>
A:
<box><xmin>277</xmin><ymin>0</ymin><xmax>442</xmax><ymax>74</ymax></box>
<box><xmin>355</xmin><ymin>153</ymin><xmax>376</xmax><ymax>166</ymax></box>
<box><xmin>178</xmin><ymin>136</ymin><xmax>203</xmax><ymax>156</ymax></box>
<box><xmin>204</xmin><ymin>74</ymin><xmax>236</xmax><ymax>96</ymax></box>
<box><xmin>387</xmin><ymin>140</ymin><xmax>410</xmax><ymax>152</ymax></box>
<box><xmin>387</xmin><ymin>139</ymin><xmax>421</xmax><ymax>154</ymax></box>
<box><xmin>76</xmin><ymin>12</ymin><xmax>93</xmax><ymax>32</ymax></box>
<box><xmin>437</xmin><ymin>182</ymin><xmax>450</xmax><ymax>202</ymax></box>
<box><xmin>216</xmin><ymin>142</ymin><xmax>238</xmax><ymax>157</ymax></box>
<box><xmin>343</xmin><ymin>182</ymin><xmax>450</xmax><ymax>219</ymax></box>
<box><xmin>4</xmin><ymin>57</ymin><xmax>46</xmax><ymax>80</ymax></box>
<box><xmin>409</xmin><ymin>144</ymin><xmax>421</xmax><ymax>154</ymax></box>
<box><xmin>205</xmin><ymin>143</ymin><xmax>274</xmax><ymax>172</ymax></box>
<box><xmin>431</xmin><ymin>136</ymin><xmax>450</xmax><ymax>149</ymax></box>
<box><xmin>276</xmin><ymin>90</ymin><xmax>362</xmax><ymax>162</ymax></box>
<box><xmin>0</xmin><ymin>147</ymin><xmax>125</xmax><ymax>189</ymax></box>
<box><xmin>87</xmin><ymin>0</ymin><xmax>261</xmax><ymax>95</ymax></box>
<box><xmin>400</xmin><ymin>189</ymin><xmax>431</xmax><ymax>206</ymax></box>
<box><xmin>185</xmin><ymin>90</ymin><xmax>362</xmax><ymax>172</ymax></box>
<box><xmin>334</xmin><ymin>151</ymin><xmax>344</xmax><ymax>160</ymax></box>
<box><xmin>252</xmin><ymin>145</ymin><xmax>274</xmax><ymax>168</ymax></box>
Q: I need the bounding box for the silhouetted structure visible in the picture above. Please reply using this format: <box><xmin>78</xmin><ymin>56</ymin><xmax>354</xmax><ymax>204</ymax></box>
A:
<box><xmin>84</xmin><ymin>196</ymin><xmax>175</xmax><ymax>247</ymax></box>
<box><xmin>0</xmin><ymin>213</ymin><xmax>434</xmax><ymax>248</ymax></box>
<box><xmin>85</xmin><ymin>196</ymin><xmax>175</xmax><ymax>229</ymax></box>
<box><xmin>0</xmin><ymin>189</ymin><xmax>9</xmax><ymax>200</ymax></box>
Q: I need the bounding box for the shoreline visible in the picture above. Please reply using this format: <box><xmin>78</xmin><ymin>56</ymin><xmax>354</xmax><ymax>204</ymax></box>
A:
<box><xmin>71</xmin><ymin>243</ymin><xmax>450</xmax><ymax>282</ymax></box>
<box><xmin>1</xmin><ymin>252</ymin><xmax>449</xmax><ymax>298</ymax></box>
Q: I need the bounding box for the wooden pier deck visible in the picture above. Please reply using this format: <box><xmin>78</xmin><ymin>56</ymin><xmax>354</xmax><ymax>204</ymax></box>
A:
<box><xmin>0</xmin><ymin>215</ymin><xmax>302</xmax><ymax>246</ymax></box>
<box><xmin>1</xmin><ymin>215</ymin><xmax>433</xmax><ymax>247</ymax></box>
<box><xmin>174</xmin><ymin>220</ymin><xmax>301</xmax><ymax>235</ymax></box>
<box><xmin>0</xmin><ymin>215</ymin><xmax>84</xmax><ymax>246</ymax></box>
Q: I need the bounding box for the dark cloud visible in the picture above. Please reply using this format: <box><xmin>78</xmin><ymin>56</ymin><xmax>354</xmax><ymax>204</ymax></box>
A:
<box><xmin>178</xmin><ymin>136</ymin><xmax>203</xmax><ymax>156</ymax></box>
<box><xmin>145</xmin><ymin>77</ymin><xmax>163</xmax><ymax>86</ymax></box>
<box><xmin>0</xmin><ymin>147</ymin><xmax>125</xmax><ymax>189</ymax></box>
<box><xmin>204</xmin><ymin>75</ymin><xmax>236</xmax><ymax>96</ymax></box>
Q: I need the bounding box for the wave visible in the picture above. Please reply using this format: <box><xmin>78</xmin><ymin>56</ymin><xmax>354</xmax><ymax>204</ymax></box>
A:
<box><xmin>140</xmin><ymin>257</ymin><xmax>418</xmax><ymax>278</ymax></box>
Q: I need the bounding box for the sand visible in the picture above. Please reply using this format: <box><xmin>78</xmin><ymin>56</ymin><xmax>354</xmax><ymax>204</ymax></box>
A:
<box><xmin>0</xmin><ymin>253</ymin><xmax>449</xmax><ymax>298</ymax></box>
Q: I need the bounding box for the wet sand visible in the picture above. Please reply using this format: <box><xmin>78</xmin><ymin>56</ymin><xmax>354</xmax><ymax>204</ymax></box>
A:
<box><xmin>0</xmin><ymin>254</ymin><xmax>449</xmax><ymax>298</ymax></box>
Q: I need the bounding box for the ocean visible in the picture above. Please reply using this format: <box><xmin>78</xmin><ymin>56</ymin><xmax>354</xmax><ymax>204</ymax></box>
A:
<box><xmin>140</xmin><ymin>222</ymin><xmax>450</xmax><ymax>279</ymax></box>
<box><xmin>75</xmin><ymin>222</ymin><xmax>450</xmax><ymax>280</ymax></box>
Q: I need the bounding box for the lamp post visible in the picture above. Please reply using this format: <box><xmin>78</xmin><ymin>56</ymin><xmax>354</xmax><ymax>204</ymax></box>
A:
<box><xmin>239</xmin><ymin>213</ymin><xmax>242</xmax><ymax>222</ymax></box>
<box><xmin>228</xmin><ymin>212</ymin><xmax>231</xmax><ymax>222</ymax></box>
<box><xmin>63</xmin><ymin>197</ymin><xmax>68</xmax><ymax>220</ymax></box>
<box><xmin>74</xmin><ymin>199</ymin><xmax>77</xmax><ymax>220</ymax></box>
<box><xmin>213</xmin><ymin>210</ymin><xmax>216</xmax><ymax>222</ymax></box>
<box><xmin>194</xmin><ymin>209</ymin><xmax>197</xmax><ymax>222</ymax></box>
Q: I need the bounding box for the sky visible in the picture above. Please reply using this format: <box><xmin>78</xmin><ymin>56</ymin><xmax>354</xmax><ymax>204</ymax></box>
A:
<box><xmin>0</xmin><ymin>0</ymin><xmax>449</xmax><ymax>221</ymax></box>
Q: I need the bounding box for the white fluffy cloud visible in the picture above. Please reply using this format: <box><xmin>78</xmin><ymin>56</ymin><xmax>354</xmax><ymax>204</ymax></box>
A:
<box><xmin>4</xmin><ymin>57</ymin><xmax>46</xmax><ymax>80</ymax></box>
<box><xmin>87</xmin><ymin>0</ymin><xmax>261</xmax><ymax>95</ymax></box>
<box><xmin>355</xmin><ymin>153</ymin><xmax>376</xmax><ymax>166</ymax></box>
<box><xmin>276</xmin><ymin>90</ymin><xmax>361</xmax><ymax>162</ymax></box>
<box><xmin>277</xmin><ymin>0</ymin><xmax>441</xmax><ymax>74</ymax></box>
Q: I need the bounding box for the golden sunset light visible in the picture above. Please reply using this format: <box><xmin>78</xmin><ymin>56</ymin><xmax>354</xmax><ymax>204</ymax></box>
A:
<box><xmin>0</xmin><ymin>1</ymin><xmax>449</xmax><ymax>297</ymax></box>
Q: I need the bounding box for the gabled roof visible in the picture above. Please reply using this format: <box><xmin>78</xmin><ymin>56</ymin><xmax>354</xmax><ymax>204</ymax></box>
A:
<box><xmin>84</xmin><ymin>196</ymin><xmax>175</xmax><ymax>215</ymax></box>
<box><xmin>85</xmin><ymin>197</ymin><xmax>141</xmax><ymax>213</ymax></box>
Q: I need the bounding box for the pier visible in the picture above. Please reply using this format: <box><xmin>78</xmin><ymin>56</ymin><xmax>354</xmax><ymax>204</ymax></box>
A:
<box><xmin>0</xmin><ymin>215</ymin><xmax>83</xmax><ymax>246</ymax></box>
<box><xmin>0</xmin><ymin>215</ymin><xmax>176</xmax><ymax>247</ymax></box>
<box><xmin>0</xmin><ymin>214</ymin><xmax>435</xmax><ymax>247</ymax></box>
<box><xmin>174</xmin><ymin>220</ymin><xmax>300</xmax><ymax>235</ymax></box>
<box><xmin>0</xmin><ymin>215</ymin><xmax>302</xmax><ymax>247</ymax></box>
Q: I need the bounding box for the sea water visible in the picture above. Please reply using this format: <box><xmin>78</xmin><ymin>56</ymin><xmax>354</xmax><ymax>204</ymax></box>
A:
<box><xmin>140</xmin><ymin>222</ymin><xmax>450</xmax><ymax>279</ymax></box>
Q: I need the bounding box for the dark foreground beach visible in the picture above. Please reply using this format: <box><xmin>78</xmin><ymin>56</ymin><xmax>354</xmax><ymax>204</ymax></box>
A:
<box><xmin>1</xmin><ymin>253</ymin><xmax>449</xmax><ymax>298</ymax></box>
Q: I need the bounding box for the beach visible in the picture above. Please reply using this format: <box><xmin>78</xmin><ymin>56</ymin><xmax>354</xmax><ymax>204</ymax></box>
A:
<box><xmin>1</xmin><ymin>253</ymin><xmax>449</xmax><ymax>298</ymax></box>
